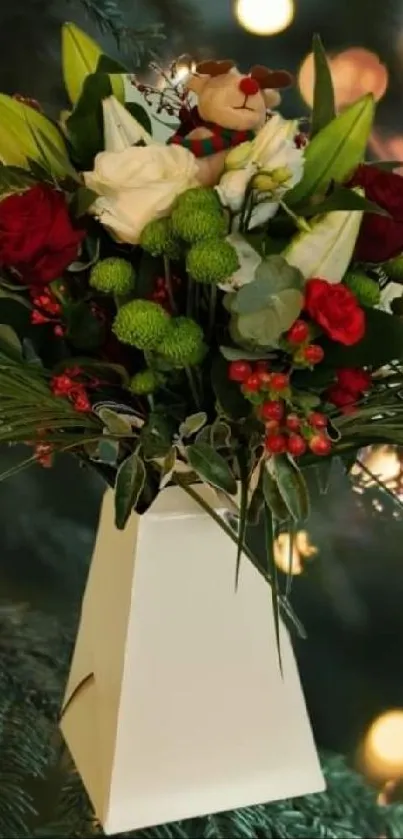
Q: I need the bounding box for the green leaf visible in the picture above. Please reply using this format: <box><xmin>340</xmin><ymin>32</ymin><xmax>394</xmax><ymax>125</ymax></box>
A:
<box><xmin>65</xmin><ymin>301</ymin><xmax>105</xmax><ymax>351</ymax></box>
<box><xmin>211</xmin><ymin>356</ymin><xmax>251</xmax><ymax>421</ymax></box>
<box><xmin>311</xmin><ymin>34</ymin><xmax>336</xmax><ymax>137</ymax></box>
<box><xmin>70</xmin><ymin>186</ymin><xmax>97</xmax><ymax>218</ymax></box>
<box><xmin>0</xmin><ymin>94</ymin><xmax>72</xmax><ymax>175</ymax></box>
<box><xmin>233</xmin><ymin>256</ymin><xmax>304</xmax><ymax>315</ymax></box>
<box><xmin>187</xmin><ymin>442</ymin><xmax>237</xmax><ymax>495</ymax></box>
<box><xmin>30</xmin><ymin>126</ymin><xmax>79</xmax><ymax>181</ymax></box>
<box><xmin>0</xmin><ymin>163</ymin><xmax>35</xmax><ymax>198</ymax></box>
<box><xmin>247</xmin><ymin>480</ymin><xmax>264</xmax><ymax>526</ymax></box>
<box><xmin>321</xmin><ymin>306</ymin><xmax>403</xmax><ymax>369</ymax></box>
<box><xmin>115</xmin><ymin>452</ymin><xmax>146</xmax><ymax>529</ymax></box>
<box><xmin>159</xmin><ymin>446</ymin><xmax>177</xmax><ymax>489</ymax></box>
<box><xmin>262</xmin><ymin>466</ymin><xmax>289</xmax><ymax>522</ymax></box>
<box><xmin>232</xmin><ymin>288</ymin><xmax>303</xmax><ymax>349</ymax></box>
<box><xmin>294</xmin><ymin>185</ymin><xmax>389</xmax><ymax>218</ymax></box>
<box><xmin>263</xmin><ymin>503</ymin><xmax>282</xmax><ymax>674</ymax></box>
<box><xmin>62</xmin><ymin>22</ymin><xmax>103</xmax><ymax>105</ymax></box>
<box><xmin>66</xmin><ymin>73</ymin><xmax>112</xmax><ymax>169</ymax></box>
<box><xmin>287</xmin><ymin>93</ymin><xmax>375</xmax><ymax>205</ymax></box>
<box><xmin>219</xmin><ymin>345</ymin><xmax>271</xmax><ymax>362</ymax></box>
<box><xmin>179</xmin><ymin>412</ymin><xmax>207</xmax><ymax>439</ymax></box>
<box><xmin>293</xmin><ymin>391</ymin><xmax>322</xmax><ymax>410</ymax></box>
<box><xmin>0</xmin><ymin>324</ymin><xmax>23</xmax><ymax>356</ymax></box>
<box><xmin>98</xmin><ymin>408</ymin><xmax>133</xmax><ymax>435</ymax></box>
<box><xmin>96</xmin><ymin>54</ymin><xmax>128</xmax><ymax>75</ymax></box>
<box><xmin>271</xmin><ymin>455</ymin><xmax>310</xmax><ymax>523</ymax></box>
<box><xmin>96</xmin><ymin>439</ymin><xmax>119</xmax><ymax>465</ymax></box>
<box><xmin>235</xmin><ymin>467</ymin><xmax>249</xmax><ymax>588</ymax></box>
<box><xmin>125</xmin><ymin>102</ymin><xmax>153</xmax><ymax>137</ymax></box>
<box><xmin>140</xmin><ymin>413</ymin><xmax>174</xmax><ymax>459</ymax></box>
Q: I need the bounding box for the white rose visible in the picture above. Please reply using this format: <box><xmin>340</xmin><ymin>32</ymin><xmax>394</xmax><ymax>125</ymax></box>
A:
<box><xmin>84</xmin><ymin>144</ymin><xmax>200</xmax><ymax>244</ymax></box>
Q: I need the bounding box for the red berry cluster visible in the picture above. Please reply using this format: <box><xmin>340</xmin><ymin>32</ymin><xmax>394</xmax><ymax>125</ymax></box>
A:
<box><xmin>228</xmin><ymin>360</ymin><xmax>332</xmax><ymax>459</ymax></box>
<box><xmin>34</xmin><ymin>442</ymin><xmax>53</xmax><ymax>468</ymax></box>
<box><xmin>327</xmin><ymin>367</ymin><xmax>372</xmax><ymax>414</ymax></box>
<box><xmin>30</xmin><ymin>286</ymin><xmax>65</xmax><ymax>337</ymax></box>
<box><xmin>51</xmin><ymin>367</ymin><xmax>96</xmax><ymax>413</ymax></box>
<box><xmin>285</xmin><ymin>319</ymin><xmax>324</xmax><ymax>367</ymax></box>
<box><xmin>150</xmin><ymin>275</ymin><xmax>181</xmax><ymax>312</ymax></box>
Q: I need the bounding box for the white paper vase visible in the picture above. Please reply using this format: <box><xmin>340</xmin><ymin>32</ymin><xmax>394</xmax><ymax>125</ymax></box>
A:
<box><xmin>60</xmin><ymin>485</ymin><xmax>325</xmax><ymax>835</ymax></box>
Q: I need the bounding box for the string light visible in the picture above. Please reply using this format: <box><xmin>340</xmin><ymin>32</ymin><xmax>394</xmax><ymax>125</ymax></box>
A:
<box><xmin>298</xmin><ymin>48</ymin><xmax>388</xmax><ymax>109</ymax></box>
<box><xmin>362</xmin><ymin>711</ymin><xmax>403</xmax><ymax>781</ymax></box>
<box><xmin>273</xmin><ymin>530</ymin><xmax>318</xmax><ymax>575</ymax></box>
<box><xmin>234</xmin><ymin>0</ymin><xmax>294</xmax><ymax>36</ymax></box>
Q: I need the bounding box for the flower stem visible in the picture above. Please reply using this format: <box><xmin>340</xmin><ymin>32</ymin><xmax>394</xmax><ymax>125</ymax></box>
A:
<box><xmin>186</xmin><ymin>276</ymin><xmax>194</xmax><ymax>317</ymax></box>
<box><xmin>185</xmin><ymin>366</ymin><xmax>200</xmax><ymax>409</ymax></box>
<box><xmin>163</xmin><ymin>256</ymin><xmax>176</xmax><ymax>314</ymax></box>
<box><xmin>279</xmin><ymin>199</ymin><xmax>311</xmax><ymax>233</ymax></box>
<box><xmin>208</xmin><ymin>283</ymin><xmax>217</xmax><ymax>339</ymax></box>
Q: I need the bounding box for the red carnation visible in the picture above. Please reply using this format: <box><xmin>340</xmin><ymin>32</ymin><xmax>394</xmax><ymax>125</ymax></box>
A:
<box><xmin>336</xmin><ymin>368</ymin><xmax>371</xmax><ymax>395</ymax></box>
<box><xmin>0</xmin><ymin>184</ymin><xmax>84</xmax><ymax>286</ymax></box>
<box><xmin>304</xmin><ymin>278</ymin><xmax>365</xmax><ymax>346</ymax></box>
<box><xmin>327</xmin><ymin>386</ymin><xmax>357</xmax><ymax>409</ymax></box>
<box><xmin>350</xmin><ymin>164</ymin><xmax>403</xmax><ymax>263</ymax></box>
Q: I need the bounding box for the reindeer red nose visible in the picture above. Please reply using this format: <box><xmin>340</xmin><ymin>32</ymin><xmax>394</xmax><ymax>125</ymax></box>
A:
<box><xmin>239</xmin><ymin>76</ymin><xmax>260</xmax><ymax>97</ymax></box>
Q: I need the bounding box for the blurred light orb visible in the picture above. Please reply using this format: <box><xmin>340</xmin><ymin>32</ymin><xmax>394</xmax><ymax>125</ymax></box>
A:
<box><xmin>234</xmin><ymin>0</ymin><xmax>294</xmax><ymax>35</ymax></box>
<box><xmin>299</xmin><ymin>48</ymin><xmax>388</xmax><ymax>109</ymax></box>
<box><xmin>363</xmin><ymin>711</ymin><xmax>403</xmax><ymax>780</ymax></box>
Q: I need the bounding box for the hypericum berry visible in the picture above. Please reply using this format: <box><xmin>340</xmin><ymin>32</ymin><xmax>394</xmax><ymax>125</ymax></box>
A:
<box><xmin>309</xmin><ymin>434</ymin><xmax>332</xmax><ymax>456</ymax></box>
<box><xmin>243</xmin><ymin>372</ymin><xmax>261</xmax><ymax>392</ymax></box>
<box><xmin>228</xmin><ymin>360</ymin><xmax>253</xmax><ymax>383</ymax></box>
<box><xmin>257</xmin><ymin>371</ymin><xmax>273</xmax><ymax>388</ymax></box>
<box><xmin>308</xmin><ymin>411</ymin><xmax>328</xmax><ymax>429</ymax></box>
<box><xmin>285</xmin><ymin>413</ymin><xmax>301</xmax><ymax>432</ymax></box>
<box><xmin>265</xmin><ymin>419</ymin><xmax>280</xmax><ymax>433</ymax></box>
<box><xmin>73</xmin><ymin>390</ymin><xmax>91</xmax><ymax>413</ymax></box>
<box><xmin>261</xmin><ymin>400</ymin><xmax>284</xmax><ymax>422</ymax></box>
<box><xmin>287</xmin><ymin>434</ymin><xmax>307</xmax><ymax>457</ymax></box>
<box><xmin>256</xmin><ymin>360</ymin><xmax>270</xmax><ymax>373</ymax></box>
<box><xmin>54</xmin><ymin>325</ymin><xmax>65</xmax><ymax>337</ymax></box>
<box><xmin>287</xmin><ymin>319</ymin><xmax>310</xmax><ymax>345</ymax></box>
<box><xmin>303</xmin><ymin>344</ymin><xmax>325</xmax><ymax>365</ymax></box>
<box><xmin>51</xmin><ymin>374</ymin><xmax>75</xmax><ymax>396</ymax></box>
<box><xmin>270</xmin><ymin>372</ymin><xmax>289</xmax><ymax>391</ymax></box>
<box><xmin>265</xmin><ymin>433</ymin><xmax>288</xmax><ymax>454</ymax></box>
<box><xmin>31</xmin><ymin>310</ymin><xmax>50</xmax><ymax>325</ymax></box>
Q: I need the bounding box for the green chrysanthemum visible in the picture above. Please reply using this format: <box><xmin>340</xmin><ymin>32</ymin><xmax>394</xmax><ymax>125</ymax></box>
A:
<box><xmin>171</xmin><ymin>204</ymin><xmax>227</xmax><ymax>244</ymax></box>
<box><xmin>113</xmin><ymin>300</ymin><xmax>170</xmax><ymax>351</ymax></box>
<box><xmin>90</xmin><ymin>258</ymin><xmax>135</xmax><ymax>295</ymax></box>
<box><xmin>384</xmin><ymin>254</ymin><xmax>403</xmax><ymax>282</ymax></box>
<box><xmin>175</xmin><ymin>187</ymin><xmax>220</xmax><ymax>212</ymax></box>
<box><xmin>186</xmin><ymin>239</ymin><xmax>239</xmax><ymax>284</ymax></box>
<box><xmin>140</xmin><ymin>217</ymin><xmax>181</xmax><ymax>260</ymax></box>
<box><xmin>343</xmin><ymin>270</ymin><xmax>380</xmax><ymax>306</ymax></box>
<box><xmin>159</xmin><ymin>317</ymin><xmax>205</xmax><ymax>367</ymax></box>
<box><xmin>129</xmin><ymin>368</ymin><xmax>161</xmax><ymax>395</ymax></box>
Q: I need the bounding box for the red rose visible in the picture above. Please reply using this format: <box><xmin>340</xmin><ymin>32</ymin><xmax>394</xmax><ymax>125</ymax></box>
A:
<box><xmin>350</xmin><ymin>164</ymin><xmax>403</xmax><ymax>263</ymax></box>
<box><xmin>0</xmin><ymin>184</ymin><xmax>84</xmax><ymax>286</ymax></box>
<box><xmin>304</xmin><ymin>278</ymin><xmax>365</xmax><ymax>346</ymax></box>
<box><xmin>336</xmin><ymin>368</ymin><xmax>371</xmax><ymax>394</ymax></box>
<box><xmin>327</xmin><ymin>386</ymin><xmax>357</xmax><ymax>409</ymax></box>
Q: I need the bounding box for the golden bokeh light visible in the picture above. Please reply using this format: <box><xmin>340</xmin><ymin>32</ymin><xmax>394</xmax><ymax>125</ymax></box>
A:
<box><xmin>273</xmin><ymin>530</ymin><xmax>318</xmax><ymax>575</ymax></box>
<box><xmin>234</xmin><ymin>0</ymin><xmax>294</xmax><ymax>36</ymax></box>
<box><xmin>363</xmin><ymin>711</ymin><xmax>403</xmax><ymax>781</ymax></box>
<box><xmin>299</xmin><ymin>48</ymin><xmax>388</xmax><ymax>109</ymax></box>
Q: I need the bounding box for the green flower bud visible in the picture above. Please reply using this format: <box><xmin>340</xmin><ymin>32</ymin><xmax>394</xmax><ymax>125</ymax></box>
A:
<box><xmin>159</xmin><ymin>317</ymin><xmax>205</xmax><ymax>367</ymax></box>
<box><xmin>175</xmin><ymin>187</ymin><xmax>220</xmax><ymax>211</ymax></box>
<box><xmin>384</xmin><ymin>254</ymin><xmax>403</xmax><ymax>282</ymax></box>
<box><xmin>140</xmin><ymin>217</ymin><xmax>181</xmax><ymax>260</ymax></box>
<box><xmin>129</xmin><ymin>368</ymin><xmax>161</xmax><ymax>395</ymax></box>
<box><xmin>186</xmin><ymin>239</ymin><xmax>239</xmax><ymax>285</ymax></box>
<box><xmin>343</xmin><ymin>270</ymin><xmax>380</xmax><ymax>307</ymax></box>
<box><xmin>90</xmin><ymin>258</ymin><xmax>135</xmax><ymax>295</ymax></box>
<box><xmin>113</xmin><ymin>299</ymin><xmax>170</xmax><ymax>351</ymax></box>
<box><xmin>171</xmin><ymin>204</ymin><xmax>227</xmax><ymax>244</ymax></box>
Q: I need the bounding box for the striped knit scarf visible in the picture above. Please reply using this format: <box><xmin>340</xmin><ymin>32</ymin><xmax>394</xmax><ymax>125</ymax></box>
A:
<box><xmin>168</xmin><ymin>106</ymin><xmax>256</xmax><ymax>157</ymax></box>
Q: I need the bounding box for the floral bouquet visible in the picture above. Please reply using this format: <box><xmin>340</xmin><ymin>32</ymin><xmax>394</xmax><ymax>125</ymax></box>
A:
<box><xmin>1</xmin><ymin>24</ymin><xmax>403</xmax><ymax>624</ymax></box>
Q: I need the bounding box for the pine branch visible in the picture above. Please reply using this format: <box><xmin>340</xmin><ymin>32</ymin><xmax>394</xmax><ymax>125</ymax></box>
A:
<box><xmin>70</xmin><ymin>0</ymin><xmax>166</xmax><ymax>65</ymax></box>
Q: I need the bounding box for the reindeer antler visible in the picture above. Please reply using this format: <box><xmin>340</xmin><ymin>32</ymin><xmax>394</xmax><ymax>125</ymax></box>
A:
<box><xmin>250</xmin><ymin>65</ymin><xmax>293</xmax><ymax>89</ymax></box>
<box><xmin>195</xmin><ymin>59</ymin><xmax>235</xmax><ymax>76</ymax></box>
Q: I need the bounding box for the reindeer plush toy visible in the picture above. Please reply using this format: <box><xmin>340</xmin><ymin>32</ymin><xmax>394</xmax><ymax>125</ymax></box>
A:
<box><xmin>168</xmin><ymin>61</ymin><xmax>293</xmax><ymax>187</ymax></box>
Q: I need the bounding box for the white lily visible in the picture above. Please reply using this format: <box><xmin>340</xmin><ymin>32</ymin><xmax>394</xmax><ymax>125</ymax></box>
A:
<box><xmin>102</xmin><ymin>96</ymin><xmax>154</xmax><ymax>153</ymax></box>
<box><xmin>284</xmin><ymin>199</ymin><xmax>364</xmax><ymax>283</ymax></box>
<box><xmin>215</xmin><ymin>165</ymin><xmax>257</xmax><ymax>213</ymax></box>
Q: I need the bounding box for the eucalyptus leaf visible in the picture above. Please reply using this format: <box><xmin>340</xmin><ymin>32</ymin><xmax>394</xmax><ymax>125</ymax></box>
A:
<box><xmin>115</xmin><ymin>452</ymin><xmax>146</xmax><ymax>530</ymax></box>
<box><xmin>272</xmin><ymin>455</ymin><xmax>310</xmax><ymax>523</ymax></box>
<box><xmin>262</xmin><ymin>466</ymin><xmax>289</xmax><ymax>522</ymax></box>
<box><xmin>233</xmin><ymin>256</ymin><xmax>304</xmax><ymax>315</ymax></box>
<box><xmin>219</xmin><ymin>345</ymin><xmax>271</xmax><ymax>363</ymax></box>
<box><xmin>159</xmin><ymin>447</ymin><xmax>177</xmax><ymax>490</ymax></box>
<box><xmin>186</xmin><ymin>442</ymin><xmax>237</xmax><ymax>495</ymax></box>
<box><xmin>179</xmin><ymin>412</ymin><xmax>207</xmax><ymax>439</ymax></box>
<box><xmin>311</xmin><ymin>34</ymin><xmax>336</xmax><ymax>137</ymax></box>
<box><xmin>233</xmin><ymin>287</ymin><xmax>303</xmax><ymax>349</ymax></box>
<box><xmin>98</xmin><ymin>408</ymin><xmax>133</xmax><ymax>436</ymax></box>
